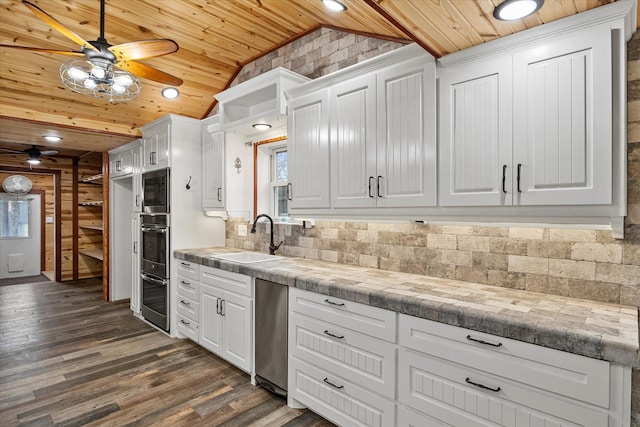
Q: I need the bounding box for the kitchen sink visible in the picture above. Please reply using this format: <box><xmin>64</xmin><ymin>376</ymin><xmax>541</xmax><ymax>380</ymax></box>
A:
<box><xmin>210</xmin><ymin>252</ymin><xmax>284</xmax><ymax>264</ymax></box>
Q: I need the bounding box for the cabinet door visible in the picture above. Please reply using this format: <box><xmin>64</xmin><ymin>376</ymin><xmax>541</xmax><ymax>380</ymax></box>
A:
<box><xmin>288</xmin><ymin>89</ymin><xmax>331</xmax><ymax>209</ymax></box>
<box><xmin>202</xmin><ymin>130</ymin><xmax>225</xmax><ymax>209</ymax></box>
<box><xmin>142</xmin><ymin>135</ymin><xmax>156</xmax><ymax>171</ymax></box>
<box><xmin>439</xmin><ymin>55</ymin><xmax>513</xmax><ymax>206</ymax></box>
<box><xmin>377</xmin><ymin>59</ymin><xmax>437</xmax><ymax>208</ymax></box>
<box><xmin>513</xmin><ymin>25</ymin><xmax>612</xmax><ymax>206</ymax></box>
<box><xmin>132</xmin><ymin>144</ymin><xmax>143</xmax><ymax>212</ymax></box>
<box><xmin>199</xmin><ymin>284</ymin><xmax>224</xmax><ymax>356</ymax></box>
<box><xmin>330</xmin><ymin>74</ymin><xmax>377</xmax><ymax>208</ymax></box>
<box><xmin>155</xmin><ymin>129</ymin><xmax>170</xmax><ymax>169</ymax></box>
<box><xmin>221</xmin><ymin>292</ymin><xmax>252</xmax><ymax>372</ymax></box>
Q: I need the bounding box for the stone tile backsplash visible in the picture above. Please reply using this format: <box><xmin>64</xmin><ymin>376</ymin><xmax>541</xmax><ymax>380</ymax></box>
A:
<box><xmin>226</xmin><ymin>219</ymin><xmax>640</xmax><ymax>308</ymax></box>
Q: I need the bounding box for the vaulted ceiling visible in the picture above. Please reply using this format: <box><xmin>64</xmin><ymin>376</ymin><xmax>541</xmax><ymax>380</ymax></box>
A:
<box><xmin>0</xmin><ymin>0</ymin><xmax>620</xmax><ymax>155</ymax></box>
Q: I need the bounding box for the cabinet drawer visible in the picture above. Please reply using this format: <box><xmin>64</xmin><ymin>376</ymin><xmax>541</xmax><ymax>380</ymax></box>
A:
<box><xmin>201</xmin><ymin>266</ymin><xmax>252</xmax><ymax>297</ymax></box>
<box><xmin>176</xmin><ymin>259</ymin><xmax>199</xmax><ymax>281</ymax></box>
<box><xmin>290</xmin><ymin>288</ymin><xmax>396</xmax><ymax>343</ymax></box>
<box><xmin>289</xmin><ymin>312</ymin><xmax>396</xmax><ymax>399</ymax></box>
<box><xmin>177</xmin><ymin>295</ymin><xmax>199</xmax><ymax>322</ymax></box>
<box><xmin>177</xmin><ymin>275</ymin><xmax>199</xmax><ymax>301</ymax></box>
<box><xmin>398</xmin><ymin>348</ymin><xmax>609</xmax><ymax>427</ymax></box>
<box><xmin>397</xmin><ymin>404</ymin><xmax>455</xmax><ymax>427</ymax></box>
<box><xmin>176</xmin><ymin>313</ymin><xmax>198</xmax><ymax>342</ymax></box>
<box><xmin>289</xmin><ymin>357</ymin><xmax>395</xmax><ymax>427</ymax></box>
<box><xmin>399</xmin><ymin>314</ymin><xmax>609</xmax><ymax>407</ymax></box>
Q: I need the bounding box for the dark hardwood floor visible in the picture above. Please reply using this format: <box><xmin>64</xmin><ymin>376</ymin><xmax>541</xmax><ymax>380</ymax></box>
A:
<box><xmin>0</xmin><ymin>278</ymin><xmax>334</xmax><ymax>427</ymax></box>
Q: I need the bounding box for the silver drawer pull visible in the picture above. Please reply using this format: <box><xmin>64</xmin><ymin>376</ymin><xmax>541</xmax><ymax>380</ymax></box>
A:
<box><xmin>466</xmin><ymin>335</ymin><xmax>502</xmax><ymax>347</ymax></box>
<box><xmin>180</xmin><ymin>300</ymin><xmax>190</xmax><ymax>306</ymax></box>
<box><xmin>180</xmin><ymin>319</ymin><xmax>190</xmax><ymax>326</ymax></box>
<box><xmin>323</xmin><ymin>378</ymin><xmax>344</xmax><ymax>390</ymax></box>
<box><xmin>324</xmin><ymin>299</ymin><xmax>345</xmax><ymax>307</ymax></box>
<box><xmin>324</xmin><ymin>330</ymin><xmax>344</xmax><ymax>339</ymax></box>
<box><xmin>465</xmin><ymin>377</ymin><xmax>501</xmax><ymax>393</ymax></box>
<box><xmin>180</xmin><ymin>262</ymin><xmax>191</xmax><ymax>267</ymax></box>
<box><xmin>181</xmin><ymin>280</ymin><xmax>191</xmax><ymax>287</ymax></box>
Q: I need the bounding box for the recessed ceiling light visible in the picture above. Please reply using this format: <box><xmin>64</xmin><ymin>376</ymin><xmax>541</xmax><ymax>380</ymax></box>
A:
<box><xmin>44</xmin><ymin>135</ymin><xmax>62</xmax><ymax>142</ymax></box>
<box><xmin>322</xmin><ymin>0</ymin><xmax>347</xmax><ymax>12</ymax></box>
<box><xmin>162</xmin><ymin>87</ymin><xmax>180</xmax><ymax>99</ymax></box>
<box><xmin>252</xmin><ymin>123</ymin><xmax>272</xmax><ymax>131</ymax></box>
<box><xmin>493</xmin><ymin>0</ymin><xmax>543</xmax><ymax>21</ymax></box>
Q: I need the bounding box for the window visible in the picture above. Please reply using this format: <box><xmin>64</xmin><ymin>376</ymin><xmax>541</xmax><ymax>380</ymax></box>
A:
<box><xmin>271</xmin><ymin>148</ymin><xmax>288</xmax><ymax>219</ymax></box>
<box><xmin>0</xmin><ymin>199</ymin><xmax>30</xmax><ymax>238</ymax></box>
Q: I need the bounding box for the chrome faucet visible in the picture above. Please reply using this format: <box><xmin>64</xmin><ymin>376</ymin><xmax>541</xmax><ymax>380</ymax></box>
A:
<box><xmin>250</xmin><ymin>214</ymin><xmax>283</xmax><ymax>255</ymax></box>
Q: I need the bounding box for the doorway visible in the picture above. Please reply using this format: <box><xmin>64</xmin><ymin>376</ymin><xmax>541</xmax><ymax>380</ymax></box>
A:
<box><xmin>0</xmin><ymin>193</ymin><xmax>42</xmax><ymax>278</ymax></box>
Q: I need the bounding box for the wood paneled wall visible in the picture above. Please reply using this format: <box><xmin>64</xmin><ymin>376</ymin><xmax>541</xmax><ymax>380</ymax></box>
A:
<box><xmin>0</xmin><ymin>152</ymin><xmax>103</xmax><ymax>281</ymax></box>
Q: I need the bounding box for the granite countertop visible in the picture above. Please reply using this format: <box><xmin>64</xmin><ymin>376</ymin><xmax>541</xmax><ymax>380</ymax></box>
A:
<box><xmin>175</xmin><ymin>247</ymin><xmax>639</xmax><ymax>367</ymax></box>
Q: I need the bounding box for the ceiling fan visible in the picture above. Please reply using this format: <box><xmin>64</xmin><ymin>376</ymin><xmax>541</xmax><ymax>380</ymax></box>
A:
<box><xmin>0</xmin><ymin>0</ymin><xmax>182</xmax><ymax>101</ymax></box>
<box><xmin>0</xmin><ymin>145</ymin><xmax>59</xmax><ymax>165</ymax></box>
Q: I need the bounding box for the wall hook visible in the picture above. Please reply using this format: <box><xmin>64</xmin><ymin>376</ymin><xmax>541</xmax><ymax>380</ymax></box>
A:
<box><xmin>186</xmin><ymin>176</ymin><xmax>192</xmax><ymax>190</ymax></box>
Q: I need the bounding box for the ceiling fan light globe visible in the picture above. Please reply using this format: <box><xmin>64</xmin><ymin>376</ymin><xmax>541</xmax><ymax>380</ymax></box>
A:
<box><xmin>27</xmin><ymin>158</ymin><xmax>41</xmax><ymax>165</ymax></box>
<box><xmin>83</xmin><ymin>78</ymin><xmax>97</xmax><ymax>89</ymax></box>
<box><xmin>91</xmin><ymin>66</ymin><xmax>106</xmax><ymax>79</ymax></box>
<box><xmin>114</xmin><ymin>74</ymin><xmax>133</xmax><ymax>87</ymax></box>
<box><xmin>68</xmin><ymin>67</ymin><xmax>89</xmax><ymax>80</ymax></box>
<box><xmin>112</xmin><ymin>83</ymin><xmax>126</xmax><ymax>94</ymax></box>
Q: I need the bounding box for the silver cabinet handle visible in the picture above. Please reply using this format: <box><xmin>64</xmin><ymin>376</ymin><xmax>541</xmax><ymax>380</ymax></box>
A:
<box><xmin>368</xmin><ymin>176</ymin><xmax>375</xmax><ymax>198</ymax></box>
<box><xmin>323</xmin><ymin>378</ymin><xmax>344</xmax><ymax>390</ymax></box>
<box><xmin>180</xmin><ymin>262</ymin><xmax>190</xmax><ymax>267</ymax></box>
<box><xmin>377</xmin><ymin>175</ymin><xmax>383</xmax><ymax>198</ymax></box>
<box><xmin>287</xmin><ymin>183</ymin><xmax>293</xmax><ymax>201</ymax></box>
<box><xmin>502</xmin><ymin>165</ymin><xmax>507</xmax><ymax>194</ymax></box>
<box><xmin>180</xmin><ymin>319</ymin><xmax>190</xmax><ymax>326</ymax></box>
<box><xmin>150</xmin><ymin>151</ymin><xmax>157</xmax><ymax>165</ymax></box>
<box><xmin>517</xmin><ymin>163</ymin><xmax>522</xmax><ymax>193</ymax></box>
<box><xmin>220</xmin><ymin>299</ymin><xmax>225</xmax><ymax>316</ymax></box>
<box><xmin>135</xmin><ymin>195</ymin><xmax>141</xmax><ymax>207</ymax></box>
<box><xmin>217</xmin><ymin>187</ymin><xmax>222</xmax><ymax>202</ymax></box>
<box><xmin>180</xmin><ymin>280</ymin><xmax>192</xmax><ymax>288</ymax></box>
<box><xmin>133</xmin><ymin>241</ymin><xmax>138</xmax><ymax>253</ymax></box>
<box><xmin>116</xmin><ymin>159</ymin><xmax>122</xmax><ymax>171</ymax></box>
<box><xmin>180</xmin><ymin>300</ymin><xmax>190</xmax><ymax>306</ymax></box>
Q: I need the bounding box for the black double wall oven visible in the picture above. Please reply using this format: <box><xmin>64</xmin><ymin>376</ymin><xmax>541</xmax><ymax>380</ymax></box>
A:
<box><xmin>140</xmin><ymin>168</ymin><xmax>170</xmax><ymax>331</ymax></box>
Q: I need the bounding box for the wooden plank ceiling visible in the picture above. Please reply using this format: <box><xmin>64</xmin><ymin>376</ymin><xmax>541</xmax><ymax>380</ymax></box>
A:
<box><xmin>0</xmin><ymin>0</ymin><xmax>616</xmax><ymax>155</ymax></box>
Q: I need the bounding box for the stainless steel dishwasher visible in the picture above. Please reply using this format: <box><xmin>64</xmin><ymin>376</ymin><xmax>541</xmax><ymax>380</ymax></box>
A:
<box><xmin>254</xmin><ymin>278</ymin><xmax>288</xmax><ymax>398</ymax></box>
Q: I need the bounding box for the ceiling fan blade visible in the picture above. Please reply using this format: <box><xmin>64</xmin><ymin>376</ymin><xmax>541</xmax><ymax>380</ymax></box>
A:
<box><xmin>0</xmin><ymin>148</ymin><xmax>25</xmax><ymax>154</ymax></box>
<box><xmin>40</xmin><ymin>150</ymin><xmax>60</xmax><ymax>156</ymax></box>
<box><xmin>117</xmin><ymin>60</ymin><xmax>183</xmax><ymax>86</ymax></box>
<box><xmin>109</xmin><ymin>39</ymin><xmax>179</xmax><ymax>61</ymax></box>
<box><xmin>0</xmin><ymin>44</ymin><xmax>84</xmax><ymax>56</ymax></box>
<box><xmin>22</xmin><ymin>0</ymin><xmax>98</xmax><ymax>52</ymax></box>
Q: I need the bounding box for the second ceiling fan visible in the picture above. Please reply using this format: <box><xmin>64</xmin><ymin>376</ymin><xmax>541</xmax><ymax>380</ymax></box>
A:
<box><xmin>1</xmin><ymin>0</ymin><xmax>182</xmax><ymax>101</ymax></box>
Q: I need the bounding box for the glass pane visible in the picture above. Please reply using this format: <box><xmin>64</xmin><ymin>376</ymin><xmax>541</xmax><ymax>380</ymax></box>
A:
<box><xmin>0</xmin><ymin>200</ymin><xmax>30</xmax><ymax>238</ymax></box>
<box><xmin>274</xmin><ymin>186</ymin><xmax>288</xmax><ymax>218</ymax></box>
<box><xmin>275</xmin><ymin>150</ymin><xmax>288</xmax><ymax>181</ymax></box>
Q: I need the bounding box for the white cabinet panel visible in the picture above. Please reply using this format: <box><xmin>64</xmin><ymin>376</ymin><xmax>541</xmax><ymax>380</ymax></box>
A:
<box><xmin>439</xmin><ymin>56</ymin><xmax>513</xmax><ymax>207</ymax></box>
<box><xmin>513</xmin><ymin>25</ymin><xmax>612</xmax><ymax>205</ymax></box>
<box><xmin>202</xmin><ymin>116</ymin><xmax>225</xmax><ymax>210</ymax></box>
<box><xmin>130</xmin><ymin>214</ymin><xmax>140</xmax><ymax>314</ymax></box>
<box><xmin>221</xmin><ymin>291</ymin><xmax>252</xmax><ymax>371</ymax></box>
<box><xmin>200</xmin><ymin>283</ymin><xmax>224</xmax><ymax>355</ymax></box>
<box><xmin>331</xmin><ymin>74</ymin><xmax>377</xmax><ymax>208</ymax></box>
<box><xmin>289</xmin><ymin>357</ymin><xmax>395</xmax><ymax>427</ymax></box>
<box><xmin>376</xmin><ymin>60</ymin><xmax>436</xmax><ymax>208</ymax></box>
<box><xmin>288</xmin><ymin>89</ymin><xmax>331</xmax><ymax>209</ymax></box>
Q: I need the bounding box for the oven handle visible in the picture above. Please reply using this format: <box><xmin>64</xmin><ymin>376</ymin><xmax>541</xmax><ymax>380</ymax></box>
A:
<box><xmin>140</xmin><ymin>273</ymin><xmax>168</xmax><ymax>285</ymax></box>
<box><xmin>141</xmin><ymin>226</ymin><xmax>168</xmax><ymax>233</ymax></box>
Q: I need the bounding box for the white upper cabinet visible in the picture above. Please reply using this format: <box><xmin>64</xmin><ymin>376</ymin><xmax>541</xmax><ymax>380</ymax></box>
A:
<box><xmin>287</xmin><ymin>88</ymin><xmax>331</xmax><ymax>209</ymax></box>
<box><xmin>141</xmin><ymin>126</ymin><xmax>170</xmax><ymax>172</ymax></box>
<box><xmin>201</xmin><ymin>115</ymin><xmax>225</xmax><ymax>211</ymax></box>
<box><xmin>512</xmin><ymin>25</ymin><xmax>612</xmax><ymax>206</ymax></box>
<box><xmin>440</xmin><ymin>23</ymin><xmax>614</xmax><ymax>208</ymax></box>
<box><xmin>330</xmin><ymin>74</ymin><xmax>377</xmax><ymax>208</ymax></box>
<box><xmin>287</xmin><ymin>44</ymin><xmax>436</xmax><ymax>214</ymax></box>
<box><xmin>375</xmin><ymin>60</ymin><xmax>436</xmax><ymax>208</ymax></box>
<box><xmin>439</xmin><ymin>56</ymin><xmax>513</xmax><ymax>206</ymax></box>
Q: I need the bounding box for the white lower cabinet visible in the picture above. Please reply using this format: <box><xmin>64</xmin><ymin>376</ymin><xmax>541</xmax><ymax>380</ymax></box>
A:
<box><xmin>199</xmin><ymin>266</ymin><xmax>252</xmax><ymax>373</ymax></box>
<box><xmin>175</xmin><ymin>260</ymin><xmax>200</xmax><ymax>342</ymax></box>
<box><xmin>288</xmin><ymin>288</ymin><xmax>396</xmax><ymax>427</ymax></box>
<box><xmin>398</xmin><ymin>314</ymin><xmax>627</xmax><ymax>427</ymax></box>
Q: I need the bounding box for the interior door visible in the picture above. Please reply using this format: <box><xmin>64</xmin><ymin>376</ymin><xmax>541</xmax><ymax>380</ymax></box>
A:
<box><xmin>0</xmin><ymin>194</ymin><xmax>41</xmax><ymax>278</ymax></box>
